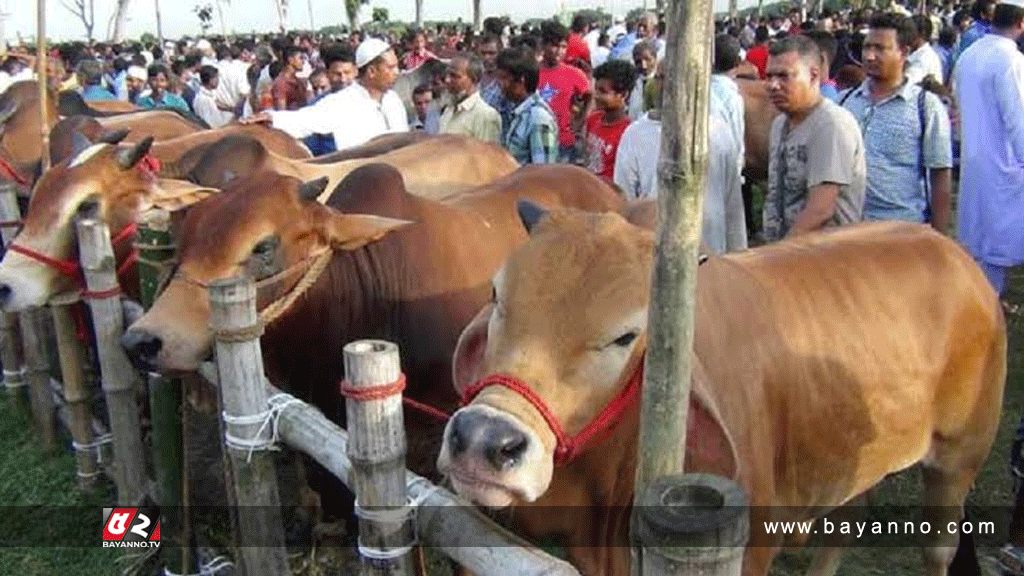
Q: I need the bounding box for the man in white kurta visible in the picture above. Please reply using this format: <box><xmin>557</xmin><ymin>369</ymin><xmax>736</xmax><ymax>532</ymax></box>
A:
<box><xmin>953</xmin><ymin>2</ymin><xmax>1024</xmax><ymax>295</ymax></box>
<box><xmin>241</xmin><ymin>39</ymin><xmax>408</xmax><ymax>152</ymax></box>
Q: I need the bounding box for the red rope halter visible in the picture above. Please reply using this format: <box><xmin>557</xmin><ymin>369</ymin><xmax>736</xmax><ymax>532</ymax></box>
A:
<box><xmin>7</xmin><ymin>221</ymin><xmax>139</xmax><ymax>284</ymax></box>
<box><xmin>461</xmin><ymin>357</ymin><xmax>644</xmax><ymax>466</ymax></box>
<box><xmin>0</xmin><ymin>157</ymin><xmax>29</xmax><ymax>186</ymax></box>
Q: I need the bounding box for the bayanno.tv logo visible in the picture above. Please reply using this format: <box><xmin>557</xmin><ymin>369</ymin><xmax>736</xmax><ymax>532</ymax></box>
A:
<box><xmin>101</xmin><ymin>507</ymin><xmax>161</xmax><ymax>548</ymax></box>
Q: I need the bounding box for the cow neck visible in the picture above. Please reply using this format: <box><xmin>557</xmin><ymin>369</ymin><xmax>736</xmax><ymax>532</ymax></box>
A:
<box><xmin>463</xmin><ymin>347</ymin><xmax>647</xmax><ymax>467</ymax></box>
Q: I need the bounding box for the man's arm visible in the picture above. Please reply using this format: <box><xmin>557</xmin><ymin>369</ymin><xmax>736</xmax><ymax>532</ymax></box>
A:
<box><xmin>929</xmin><ymin>167</ymin><xmax>952</xmax><ymax>234</ymax></box>
<box><xmin>785</xmin><ymin>183</ymin><xmax>840</xmax><ymax>237</ymax></box>
<box><xmin>530</xmin><ymin>113</ymin><xmax>559</xmax><ymax>164</ymax></box>
<box><xmin>995</xmin><ymin>56</ymin><xmax>1024</xmax><ymax>165</ymax></box>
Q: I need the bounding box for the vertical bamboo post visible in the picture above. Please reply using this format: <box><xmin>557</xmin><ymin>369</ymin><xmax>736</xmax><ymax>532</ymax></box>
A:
<box><xmin>36</xmin><ymin>0</ymin><xmax>49</xmax><ymax>171</ymax></box>
<box><xmin>50</xmin><ymin>294</ymin><xmax>98</xmax><ymax>490</ymax></box>
<box><xmin>76</xmin><ymin>217</ymin><xmax>146</xmax><ymax>505</ymax></box>
<box><xmin>632</xmin><ymin>0</ymin><xmax>750</xmax><ymax>570</ymax></box>
<box><xmin>137</xmin><ymin>210</ymin><xmax>193</xmax><ymax>576</ymax></box>
<box><xmin>343</xmin><ymin>340</ymin><xmax>416</xmax><ymax>576</ymax></box>
<box><xmin>21</xmin><ymin>306</ymin><xmax>56</xmax><ymax>450</ymax></box>
<box><xmin>208</xmin><ymin>275</ymin><xmax>288</xmax><ymax>576</ymax></box>
<box><xmin>0</xmin><ymin>184</ymin><xmax>26</xmax><ymax>411</ymax></box>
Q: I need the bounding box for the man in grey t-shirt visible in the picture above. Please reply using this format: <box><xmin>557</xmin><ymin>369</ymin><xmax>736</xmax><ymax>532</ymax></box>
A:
<box><xmin>763</xmin><ymin>35</ymin><xmax>866</xmax><ymax>242</ymax></box>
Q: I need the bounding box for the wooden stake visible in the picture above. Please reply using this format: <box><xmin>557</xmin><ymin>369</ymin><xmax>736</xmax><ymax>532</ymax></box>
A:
<box><xmin>50</xmin><ymin>295</ymin><xmax>97</xmax><ymax>490</ymax></box>
<box><xmin>20</xmin><ymin>306</ymin><xmax>56</xmax><ymax>450</ymax></box>
<box><xmin>0</xmin><ymin>185</ymin><xmax>27</xmax><ymax>411</ymax></box>
<box><xmin>343</xmin><ymin>340</ymin><xmax>415</xmax><ymax>576</ymax></box>
<box><xmin>208</xmin><ymin>275</ymin><xmax>288</xmax><ymax>576</ymax></box>
<box><xmin>76</xmin><ymin>217</ymin><xmax>146</xmax><ymax>505</ymax></box>
<box><xmin>36</xmin><ymin>0</ymin><xmax>49</xmax><ymax>170</ymax></box>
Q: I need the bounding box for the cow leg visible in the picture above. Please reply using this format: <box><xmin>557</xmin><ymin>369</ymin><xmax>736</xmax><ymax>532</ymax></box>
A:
<box><xmin>920</xmin><ymin>464</ymin><xmax>979</xmax><ymax>576</ymax></box>
<box><xmin>804</xmin><ymin>496</ymin><xmax>867</xmax><ymax>576</ymax></box>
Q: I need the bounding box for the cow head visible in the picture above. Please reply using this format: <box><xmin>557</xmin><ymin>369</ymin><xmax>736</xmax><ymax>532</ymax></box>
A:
<box><xmin>122</xmin><ymin>171</ymin><xmax>410</xmax><ymax>372</ymax></box>
<box><xmin>437</xmin><ymin>202</ymin><xmax>736</xmax><ymax>509</ymax></box>
<box><xmin>0</xmin><ymin>138</ymin><xmax>162</xmax><ymax>311</ymax></box>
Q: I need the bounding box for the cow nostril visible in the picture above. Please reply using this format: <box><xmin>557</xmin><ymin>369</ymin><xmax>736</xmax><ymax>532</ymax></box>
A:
<box><xmin>485</xmin><ymin>428</ymin><xmax>529</xmax><ymax>471</ymax></box>
<box><xmin>0</xmin><ymin>284</ymin><xmax>11</xmax><ymax>306</ymax></box>
<box><xmin>450</xmin><ymin>411</ymin><xmax>472</xmax><ymax>456</ymax></box>
<box><xmin>121</xmin><ymin>330</ymin><xmax>163</xmax><ymax>364</ymax></box>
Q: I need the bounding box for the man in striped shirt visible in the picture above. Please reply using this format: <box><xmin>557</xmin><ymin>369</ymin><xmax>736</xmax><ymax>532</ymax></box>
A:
<box><xmin>496</xmin><ymin>47</ymin><xmax>558</xmax><ymax>165</ymax></box>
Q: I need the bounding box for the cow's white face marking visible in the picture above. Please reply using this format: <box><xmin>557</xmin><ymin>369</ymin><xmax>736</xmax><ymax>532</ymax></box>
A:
<box><xmin>67</xmin><ymin>143</ymin><xmax>107</xmax><ymax>168</ymax></box>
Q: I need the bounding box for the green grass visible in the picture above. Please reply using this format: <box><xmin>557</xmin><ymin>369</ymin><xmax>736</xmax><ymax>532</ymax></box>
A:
<box><xmin>0</xmin><ymin>396</ymin><xmax>124</xmax><ymax>576</ymax></box>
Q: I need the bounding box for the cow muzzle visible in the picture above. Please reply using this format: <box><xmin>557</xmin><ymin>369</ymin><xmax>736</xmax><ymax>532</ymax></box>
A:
<box><xmin>121</xmin><ymin>327</ymin><xmax>164</xmax><ymax>371</ymax></box>
<box><xmin>437</xmin><ymin>404</ymin><xmax>552</xmax><ymax>508</ymax></box>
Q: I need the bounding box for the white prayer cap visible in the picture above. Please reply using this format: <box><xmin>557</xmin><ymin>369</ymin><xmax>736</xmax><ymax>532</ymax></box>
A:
<box><xmin>1001</xmin><ymin>0</ymin><xmax>1024</xmax><ymax>7</ymax></box>
<box><xmin>355</xmin><ymin>38</ymin><xmax>391</xmax><ymax>69</ymax></box>
<box><xmin>127</xmin><ymin>66</ymin><xmax>148</xmax><ymax>82</ymax></box>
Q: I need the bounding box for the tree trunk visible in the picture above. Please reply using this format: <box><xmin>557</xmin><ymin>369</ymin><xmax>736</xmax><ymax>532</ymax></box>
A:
<box><xmin>729</xmin><ymin>0</ymin><xmax>737</xmax><ymax>21</ymax></box>
<box><xmin>346</xmin><ymin>0</ymin><xmax>360</xmax><ymax>30</ymax></box>
<box><xmin>473</xmin><ymin>0</ymin><xmax>480</xmax><ymax>32</ymax></box>
<box><xmin>415</xmin><ymin>0</ymin><xmax>422</xmax><ymax>29</ymax></box>
<box><xmin>153</xmin><ymin>0</ymin><xmax>162</xmax><ymax>43</ymax></box>
<box><xmin>109</xmin><ymin>0</ymin><xmax>130</xmax><ymax>42</ymax></box>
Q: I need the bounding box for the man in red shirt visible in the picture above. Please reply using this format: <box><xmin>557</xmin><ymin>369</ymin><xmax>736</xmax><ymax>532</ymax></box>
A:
<box><xmin>564</xmin><ymin>14</ymin><xmax>592</xmax><ymax>73</ymax></box>
<box><xmin>537</xmin><ymin>19</ymin><xmax>592</xmax><ymax>164</ymax></box>
<box><xmin>745</xmin><ymin>25</ymin><xmax>770</xmax><ymax>79</ymax></box>
<box><xmin>584</xmin><ymin>59</ymin><xmax>637</xmax><ymax>180</ymax></box>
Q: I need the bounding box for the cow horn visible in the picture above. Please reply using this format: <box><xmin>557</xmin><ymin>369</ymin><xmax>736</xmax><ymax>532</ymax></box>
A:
<box><xmin>517</xmin><ymin>199</ymin><xmax>548</xmax><ymax>234</ymax></box>
<box><xmin>297</xmin><ymin>176</ymin><xmax>330</xmax><ymax>202</ymax></box>
<box><xmin>116</xmin><ymin>137</ymin><xmax>154</xmax><ymax>170</ymax></box>
<box><xmin>0</xmin><ymin>99</ymin><xmax>17</xmax><ymax>125</ymax></box>
<box><xmin>97</xmin><ymin>129</ymin><xmax>130</xmax><ymax>145</ymax></box>
<box><xmin>70</xmin><ymin>131</ymin><xmax>93</xmax><ymax>158</ymax></box>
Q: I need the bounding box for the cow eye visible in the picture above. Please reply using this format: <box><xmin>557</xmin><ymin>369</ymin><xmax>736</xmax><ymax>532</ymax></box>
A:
<box><xmin>252</xmin><ymin>236</ymin><xmax>279</xmax><ymax>256</ymax></box>
<box><xmin>611</xmin><ymin>331</ymin><xmax>638</xmax><ymax>348</ymax></box>
<box><xmin>490</xmin><ymin>285</ymin><xmax>497</xmax><ymax>302</ymax></box>
<box><xmin>76</xmin><ymin>198</ymin><xmax>100</xmax><ymax>218</ymax></box>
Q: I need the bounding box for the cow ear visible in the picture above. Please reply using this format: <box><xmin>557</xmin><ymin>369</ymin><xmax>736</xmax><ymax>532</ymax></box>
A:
<box><xmin>297</xmin><ymin>176</ymin><xmax>330</xmax><ymax>202</ymax></box>
<box><xmin>517</xmin><ymin>199</ymin><xmax>548</xmax><ymax>234</ymax></box>
<box><xmin>452</xmin><ymin>303</ymin><xmax>494</xmax><ymax>395</ymax></box>
<box><xmin>149</xmin><ymin>178</ymin><xmax>218</xmax><ymax>211</ymax></box>
<box><xmin>325</xmin><ymin>210</ymin><xmax>411</xmax><ymax>250</ymax></box>
<box><xmin>684</xmin><ymin>360</ymin><xmax>738</xmax><ymax>480</ymax></box>
<box><xmin>116</xmin><ymin>137</ymin><xmax>154</xmax><ymax>170</ymax></box>
<box><xmin>70</xmin><ymin>131</ymin><xmax>93</xmax><ymax>158</ymax></box>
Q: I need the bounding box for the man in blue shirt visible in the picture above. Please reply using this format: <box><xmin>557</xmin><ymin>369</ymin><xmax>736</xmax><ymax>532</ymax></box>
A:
<box><xmin>137</xmin><ymin>64</ymin><xmax>190</xmax><ymax>114</ymax></box>
<box><xmin>77</xmin><ymin>60</ymin><xmax>115</xmax><ymax>101</ymax></box>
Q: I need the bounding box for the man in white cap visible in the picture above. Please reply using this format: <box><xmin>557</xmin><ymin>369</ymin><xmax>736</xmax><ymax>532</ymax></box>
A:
<box><xmin>241</xmin><ymin>37</ymin><xmax>407</xmax><ymax>152</ymax></box>
<box><xmin>126</xmin><ymin>65</ymin><xmax>149</xmax><ymax>104</ymax></box>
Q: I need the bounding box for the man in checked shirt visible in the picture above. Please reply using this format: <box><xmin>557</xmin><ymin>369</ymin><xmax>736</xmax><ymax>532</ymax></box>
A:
<box><xmin>495</xmin><ymin>47</ymin><xmax>559</xmax><ymax>165</ymax></box>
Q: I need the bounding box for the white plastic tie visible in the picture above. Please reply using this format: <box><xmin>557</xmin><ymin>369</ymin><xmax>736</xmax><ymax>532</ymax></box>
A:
<box><xmin>163</xmin><ymin>555</ymin><xmax>234</xmax><ymax>576</ymax></box>
<box><xmin>3</xmin><ymin>367</ymin><xmax>25</xmax><ymax>389</ymax></box>
<box><xmin>353</xmin><ymin>476</ymin><xmax>443</xmax><ymax>563</ymax></box>
<box><xmin>73</xmin><ymin>433</ymin><xmax>113</xmax><ymax>465</ymax></box>
<box><xmin>222</xmin><ymin>393</ymin><xmax>303</xmax><ymax>463</ymax></box>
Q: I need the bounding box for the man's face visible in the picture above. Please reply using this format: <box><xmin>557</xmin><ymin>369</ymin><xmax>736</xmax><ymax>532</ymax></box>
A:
<box><xmin>862</xmin><ymin>28</ymin><xmax>906</xmax><ymax>83</ymax></box>
<box><xmin>127</xmin><ymin>76</ymin><xmax>145</xmax><ymax>93</ymax></box>
<box><xmin>149</xmin><ymin>72</ymin><xmax>169</xmax><ymax>95</ymax></box>
<box><xmin>765</xmin><ymin>50</ymin><xmax>819</xmax><ymax>113</ymax></box>
<box><xmin>496</xmin><ymin>67</ymin><xmax>522</xmax><ymax>101</ymax></box>
<box><xmin>206</xmin><ymin>74</ymin><xmax>220</xmax><ymax>90</ymax></box>
<box><xmin>327</xmin><ymin>60</ymin><xmax>356</xmax><ymax>91</ymax></box>
<box><xmin>311</xmin><ymin>73</ymin><xmax>329</xmax><ymax>95</ymax></box>
<box><xmin>414</xmin><ymin>34</ymin><xmax>427</xmax><ymax>52</ymax></box>
<box><xmin>478</xmin><ymin>41</ymin><xmax>499</xmax><ymax>72</ymax></box>
<box><xmin>288</xmin><ymin>51</ymin><xmax>304</xmax><ymax>71</ymax></box>
<box><xmin>542</xmin><ymin>40</ymin><xmax>566</xmax><ymax>65</ymax></box>
<box><xmin>413</xmin><ymin>91</ymin><xmax>432</xmax><ymax>120</ymax></box>
<box><xmin>593</xmin><ymin>78</ymin><xmax>625</xmax><ymax>112</ymax></box>
<box><xmin>368</xmin><ymin>49</ymin><xmax>399</xmax><ymax>91</ymax></box>
<box><xmin>634</xmin><ymin>48</ymin><xmax>657</xmax><ymax>76</ymax></box>
<box><xmin>445</xmin><ymin>58</ymin><xmax>475</xmax><ymax>101</ymax></box>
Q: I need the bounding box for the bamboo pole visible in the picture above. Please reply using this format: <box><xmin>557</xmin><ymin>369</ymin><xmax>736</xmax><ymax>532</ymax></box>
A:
<box><xmin>631</xmin><ymin>0</ymin><xmax>750</xmax><ymax>570</ymax></box>
<box><xmin>343</xmin><ymin>340</ymin><xmax>415</xmax><ymax>576</ymax></box>
<box><xmin>137</xmin><ymin>209</ymin><xmax>193</xmax><ymax>576</ymax></box>
<box><xmin>76</xmin><ymin>217</ymin><xmax>147</xmax><ymax>505</ymax></box>
<box><xmin>154</xmin><ymin>0</ymin><xmax>164</xmax><ymax>46</ymax></box>
<box><xmin>0</xmin><ymin>185</ymin><xmax>26</xmax><ymax>411</ymax></box>
<box><xmin>21</xmin><ymin>306</ymin><xmax>56</xmax><ymax>450</ymax></box>
<box><xmin>197</xmin><ymin>360</ymin><xmax>582</xmax><ymax>576</ymax></box>
<box><xmin>208</xmin><ymin>275</ymin><xmax>288</xmax><ymax>576</ymax></box>
<box><xmin>50</xmin><ymin>294</ymin><xmax>98</xmax><ymax>490</ymax></box>
<box><xmin>36</xmin><ymin>0</ymin><xmax>49</xmax><ymax>170</ymax></box>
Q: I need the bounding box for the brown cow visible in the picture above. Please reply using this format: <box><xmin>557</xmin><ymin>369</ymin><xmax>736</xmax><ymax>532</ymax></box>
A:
<box><xmin>121</xmin><ymin>164</ymin><xmax>624</xmax><ymax>479</ymax></box>
<box><xmin>0</xmin><ymin>139</ymin><xmax>216</xmax><ymax>310</ymax></box>
<box><xmin>438</xmin><ymin>207</ymin><xmax>1006</xmax><ymax>576</ymax></box>
<box><xmin>0</xmin><ymin>81</ymin><xmax>59</xmax><ymax>165</ymax></box>
<box><xmin>737</xmin><ymin>77</ymin><xmax>778</xmax><ymax>182</ymax></box>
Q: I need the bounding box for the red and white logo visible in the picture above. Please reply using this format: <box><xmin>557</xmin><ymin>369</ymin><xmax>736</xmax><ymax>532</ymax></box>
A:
<box><xmin>102</xmin><ymin>507</ymin><xmax>160</xmax><ymax>548</ymax></box>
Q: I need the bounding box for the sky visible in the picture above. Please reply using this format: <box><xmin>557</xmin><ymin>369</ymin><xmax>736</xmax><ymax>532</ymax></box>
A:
<box><xmin>0</xmin><ymin>0</ymin><xmax>751</xmax><ymax>43</ymax></box>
